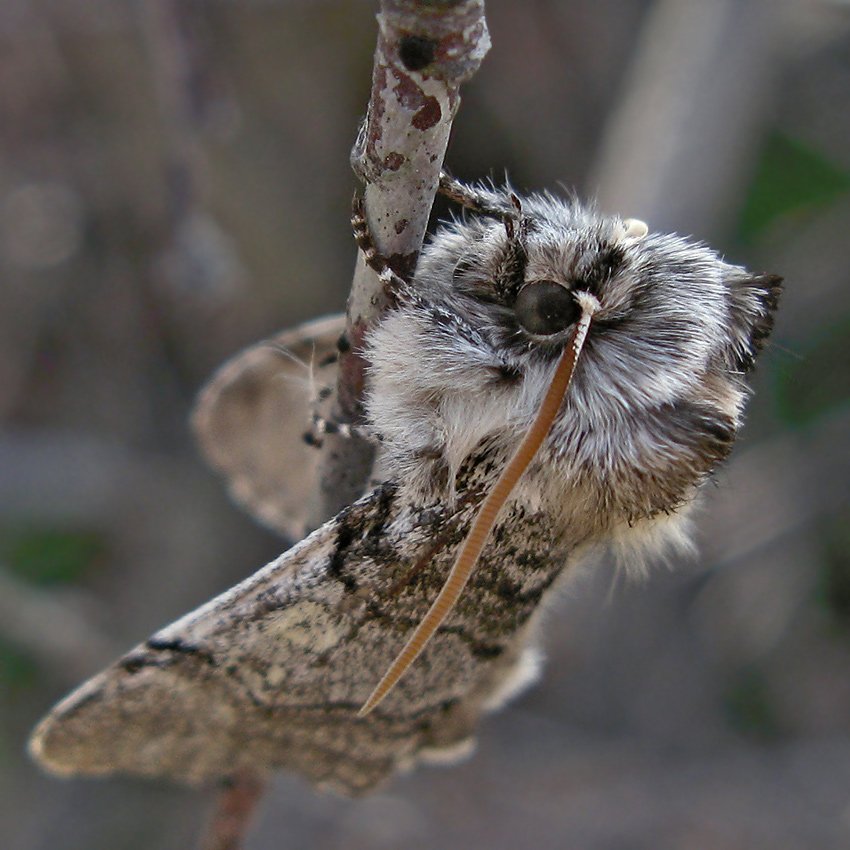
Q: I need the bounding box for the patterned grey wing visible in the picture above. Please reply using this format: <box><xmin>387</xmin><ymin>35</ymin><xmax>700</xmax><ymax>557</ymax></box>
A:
<box><xmin>29</xmin><ymin>483</ymin><xmax>570</xmax><ymax>795</ymax></box>
<box><xmin>192</xmin><ymin>313</ymin><xmax>345</xmax><ymax>540</ymax></box>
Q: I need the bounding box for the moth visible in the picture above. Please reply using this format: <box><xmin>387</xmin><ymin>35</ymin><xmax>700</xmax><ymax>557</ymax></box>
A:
<box><xmin>30</xmin><ymin>176</ymin><xmax>781</xmax><ymax>796</ymax></box>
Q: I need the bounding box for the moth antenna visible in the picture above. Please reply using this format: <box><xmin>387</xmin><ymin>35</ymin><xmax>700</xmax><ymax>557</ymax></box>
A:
<box><xmin>264</xmin><ymin>342</ymin><xmax>311</xmax><ymax>373</ymax></box>
<box><xmin>358</xmin><ymin>292</ymin><xmax>601</xmax><ymax>716</ymax></box>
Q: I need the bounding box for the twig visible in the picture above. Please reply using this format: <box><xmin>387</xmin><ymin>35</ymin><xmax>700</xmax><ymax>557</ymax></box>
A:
<box><xmin>140</xmin><ymin>0</ymin><xmax>208</xmax><ymax>229</ymax></box>
<box><xmin>312</xmin><ymin>0</ymin><xmax>491</xmax><ymax>523</ymax></box>
<box><xmin>198</xmin><ymin>770</ymin><xmax>268</xmax><ymax>850</ymax></box>
<box><xmin>203</xmin><ymin>2</ymin><xmax>490</xmax><ymax>847</ymax></box>
<box><xmin>590</xmin><ymin>0</ymin><xmax>787</xmax><ymax>236</ymax></box>
<box><xmin>140</xmin><ymin>0</ymin><xmax>244</xmax><ymax>328</ymax></box>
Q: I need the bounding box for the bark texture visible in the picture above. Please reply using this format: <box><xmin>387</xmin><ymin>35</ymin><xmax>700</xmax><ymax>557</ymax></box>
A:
<box><xmin>314</xmin><ymin>0</ymin><xmax>491</xmax><ymax>522</ymax></box>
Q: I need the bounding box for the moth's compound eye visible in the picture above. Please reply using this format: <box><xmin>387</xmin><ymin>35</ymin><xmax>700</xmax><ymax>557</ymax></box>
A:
<box><xmin>515</xmin><ymin>281</ymin><xmax>580</xmax><ymax>336</ymax></box>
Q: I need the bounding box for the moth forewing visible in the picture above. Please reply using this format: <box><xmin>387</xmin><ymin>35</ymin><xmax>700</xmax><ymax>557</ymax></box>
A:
<box><xmin>30</xmin><ymin>477</ymin><xmax>572</xmax><ymax>794</ymax></box>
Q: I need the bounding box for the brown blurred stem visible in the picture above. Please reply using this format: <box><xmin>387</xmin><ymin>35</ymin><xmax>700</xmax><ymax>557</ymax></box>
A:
<box><xmin>198</xmin><ymin>771</ymin><xmax>268</xmax><ymax>850</ymax></box>
<box><xmin>140</xmin><ymin>0</ymin><xmax>207</xmax><ymax>228</ymax></box>
<box><xmin>311</xmin><ymin>0</ymin><xmax>491</xmax><ymax>525</ymax></box>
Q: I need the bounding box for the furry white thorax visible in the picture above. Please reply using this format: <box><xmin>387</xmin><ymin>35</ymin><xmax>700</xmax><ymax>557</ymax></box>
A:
<box><xmin>366</xmin><ymin>187</ymin><xmax>777</xmax><ymax>571</ymax></box>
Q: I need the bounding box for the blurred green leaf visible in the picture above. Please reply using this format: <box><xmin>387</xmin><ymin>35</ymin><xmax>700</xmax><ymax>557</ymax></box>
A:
<box><xmin>739</xmin><ymin>133</ymin><xmax>850</xmax><ymax>243</ymax></box>
<box><xmin>0</xmin><ymin>637</ymin><xmax>38</xmax><ymax>692</ymax></box>
<box><xmin>724</xmin><ymin>667</ymin><xmax>781</xmax><ymax>741</ymax></box>
<box><xmin>775</xmin><ymin>318</ymin><xmax>850</xmax><ymax>427</ymax></box>
<box><xmin>815</xmin><ymin>510</ymin><xmax>850</xmax><ymax>635</ymax></box>
<box><xmin>0</xmin><ymin>526</ymin><xmax>105</xmax><ymax>587</ymax></box>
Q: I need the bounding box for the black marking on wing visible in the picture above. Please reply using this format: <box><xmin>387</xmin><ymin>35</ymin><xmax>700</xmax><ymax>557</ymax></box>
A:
<box><xmin>328</xmin><ymin>483</ymin><xmax>398</xmax><ymax>593</ymax></box>
<box><xmin>119</xmin><ymin>637</ymin><xmax>218</xmax><ymax>675</ymax></box>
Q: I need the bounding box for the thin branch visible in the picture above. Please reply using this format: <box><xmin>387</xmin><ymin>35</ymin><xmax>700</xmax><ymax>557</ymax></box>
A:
<box><xmin>140</xmin><ymin>0</ymin><xmax>208</xmax><ymax>229</ymax></box>
<box><xmin>312</xmin><ymin>0</ymin><xmax>491</xmax><ymax>524</ymax></box>
<box><xmin>140</xmin><ymin>0</ymin><xmax>244</xmax><ymax>318</ymax></box>
<box><xmin>590</xmin><ymin>0</ymin><xmax>787</xmax><ymax>237</ymax></box>
<box><xmin>198</xmin><ymin>771</ymin><xmax>268</xmax><ymax>850</ymax></box>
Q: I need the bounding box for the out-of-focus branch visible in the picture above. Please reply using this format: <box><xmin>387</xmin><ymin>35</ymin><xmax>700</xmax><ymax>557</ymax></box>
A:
<box><xmin>312</xmin><ymin>0</ymin><xmax>490</xmax><ymax>523</ymax></box>
<box><xmin>140</xmin><ymin>0</ymin><xmax>245</xmax><ymax>337</ymax></box>
<box><xmin>141</xmin><ymin>0</ymin><xmax>208</xmax><ymax>229</ymax></box>
<box><xmin>590</xmin><ymin>0</ymin><xmax>788</xmax><ymax>238</ymax></box>
<box><xmin>141</xmin><ymin>4</ymin><xmax>272</xmax><ymax>847</ymax></box>
<box><xmin>198</xmin><ymin>770</ymin><xmax>268</xmax><ymax>850</ymax></box>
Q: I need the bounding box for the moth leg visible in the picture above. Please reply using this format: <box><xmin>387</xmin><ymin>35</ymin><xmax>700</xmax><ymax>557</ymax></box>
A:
<box><xmin>300</xmin><ymin>209</ymin><xmax>391</xmax><ymax>450</ymax></box>
<box><xmin>438</xmin><ymin>171</ymin><xmax>508</xmax><ymax>219</ymax></box>
<box><xmin>306</xmin><ymin>412</ymin><xmax>381</xmax><ymax>446</ymax></box>
<box><xmin>301</xmin><ymin>369</ymin><xmax>382</xmax><ymax>449</ymax></box>
<box><xmin>351</xmin><ymin>195</ymin><xmax>408</xmax><ymax>289</ymax></box>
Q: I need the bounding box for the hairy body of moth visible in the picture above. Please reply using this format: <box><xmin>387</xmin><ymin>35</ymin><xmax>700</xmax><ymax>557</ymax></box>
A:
<box><xmin>30</xmin><ymin>183</ymin><xmax>781</xmax><ymax>795</ymax></box>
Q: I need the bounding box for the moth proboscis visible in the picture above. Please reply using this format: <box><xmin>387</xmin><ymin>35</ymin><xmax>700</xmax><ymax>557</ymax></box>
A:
<box><xmin>29</xmin><ymin>175</ymin><xmax>781</xmax><ymax>796</ymax></box>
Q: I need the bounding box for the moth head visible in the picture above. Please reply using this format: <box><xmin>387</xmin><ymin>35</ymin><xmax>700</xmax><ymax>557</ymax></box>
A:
<box><xmin>434</xmin><ymin>187</ymin><xmax>781</xmax><ymax>394</ymax></box>
<box><xmin>411</xmin><ymin>186</ymin><xmax>782</xmax><ymax>516</ymax></box>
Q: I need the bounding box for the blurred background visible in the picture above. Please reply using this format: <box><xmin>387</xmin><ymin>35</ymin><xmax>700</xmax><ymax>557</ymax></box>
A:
<box><xmin>2</xmin><ymin>1</ymin><xmax>850</xmax><ymax>848</ymax></box>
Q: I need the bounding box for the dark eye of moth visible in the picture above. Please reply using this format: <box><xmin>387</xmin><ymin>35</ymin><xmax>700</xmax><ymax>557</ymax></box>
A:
<box><xmin>514</xmin><ymin>280</ymin><xmax>580</xmax><ymax>335</ymax></box>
